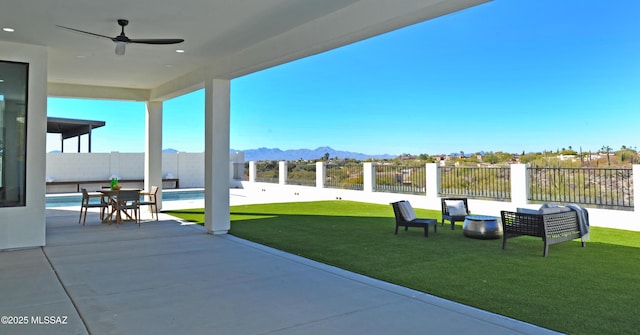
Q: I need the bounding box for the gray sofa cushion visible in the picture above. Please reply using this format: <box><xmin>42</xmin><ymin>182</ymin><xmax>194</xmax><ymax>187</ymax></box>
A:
<box><xmin>517</xmin><ymin>208</ymin><xmax>539</xmax><ymax>215</ymax></box>
<box><xmin>538</xmin><ymin>206</ymin><xmax>572</xmax><ymax>215</ymax></box>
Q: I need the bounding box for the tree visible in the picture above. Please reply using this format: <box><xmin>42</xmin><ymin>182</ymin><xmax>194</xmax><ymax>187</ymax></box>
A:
<box><xmin>618</xmin><ymin>146</ymin><xmax>636</xmax><ymax>163</ymax></box>
<box><xmin>484</xmin><ymin>152</ymin><xmax>499</xmax><ymax>164</ymax></box>
<box><xmin>560</xmin><ymin>147</ymin><xmax>578</xmax><ymax>155</ymax></box>
<box><xmin>519</xmin><ymin>152</ymin><xmax>540</xmax><ymax>165</ymax></box>
<box><xmin>323</xmin><ymin>152</ymin><xmax>330</xmax><ymax>161</ymax></box>
<box><xmin>601</xmin><ymin>145</ymin><xmax>612</xmax><ymax>166</ymax></box>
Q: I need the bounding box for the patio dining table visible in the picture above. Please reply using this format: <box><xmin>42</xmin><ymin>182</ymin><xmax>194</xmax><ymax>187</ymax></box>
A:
<box><xmin>99</xmin><ymin>188</ymin><xmax>141</xmax><ymax>224</ymax></box>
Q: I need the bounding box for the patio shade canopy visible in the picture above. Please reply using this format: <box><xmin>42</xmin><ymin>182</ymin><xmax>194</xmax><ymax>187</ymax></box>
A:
<box><xmin>47</xmin><ymin>117</ymin><xmax>105</xmax><ymax>152</ymax></box>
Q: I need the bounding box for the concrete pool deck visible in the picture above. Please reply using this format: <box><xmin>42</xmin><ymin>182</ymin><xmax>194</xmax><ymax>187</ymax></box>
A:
<box><xmin>0</xmin><ymin>190</ymin><xmax>562</xmax><ymax>335</ymax></box>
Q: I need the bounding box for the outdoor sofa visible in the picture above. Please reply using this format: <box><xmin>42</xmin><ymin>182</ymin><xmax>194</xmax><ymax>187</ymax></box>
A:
<box><xmin>500</xmin><ymin>204</ymin><xmax>589</xmax><ymax>257</ymax></box>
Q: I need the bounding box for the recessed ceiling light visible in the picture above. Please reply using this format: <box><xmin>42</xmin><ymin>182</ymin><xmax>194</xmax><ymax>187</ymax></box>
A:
<box><xmin>164</xmin><ymin>64</ymin><xmax>174</xmax><ymax>68</ymax></box>
<box><xmin>2</xmin><ymin>27</ymin><xmax>15</xmax><ymax>32</ymax></box>
<box><xmin>175</xmin><ymin>49</ymin><xmax>185</xmax><ymax>53</ymax></box>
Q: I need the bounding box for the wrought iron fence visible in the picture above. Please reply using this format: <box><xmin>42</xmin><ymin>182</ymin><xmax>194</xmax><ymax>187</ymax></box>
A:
<box><xmin>325</xmin><ymin>164</ymin><xmax>363</xmax><ymax>190</ymax></box>
<box><xmin>255</xmin><ymin>161</ymin><xmax>279</xmax><ymax>183</ymax></box>
<box><xmin>439</xmin><ymin>166</ymin><xmax>511</xmax><ymax>200</ymax></box>
<box><xmin>287</xmin><ymin>163</ymin><xmax>316</xmax><ymax>186</ymax></box>
<box><xmin>374</xmin><ymin>164</ymin><xmax>426</xmax><ymax>194</ymax></box>
<box><xmin>529</xmin><ymin>167</ymin><xmax>633</xmax><ymax>210</ymax></box>
<box><xmin>249</xmin><ymin>161</ymin><xmax>635</xmax><ymax>210</ymax></box>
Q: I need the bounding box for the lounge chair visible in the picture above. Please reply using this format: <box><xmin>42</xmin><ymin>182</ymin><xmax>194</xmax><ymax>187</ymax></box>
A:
<box><xmin>391</xmin><ymin>200</ymin><xmax>437</xmax><ymax>237</ymax></box>
<box><xmin>441</xmin><ymin>197</ymin><xmax>469</xmax><ymax>230</ymax></box>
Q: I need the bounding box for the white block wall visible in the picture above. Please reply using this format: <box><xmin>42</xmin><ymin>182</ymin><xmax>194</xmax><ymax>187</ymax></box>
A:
<box><xmin>177</xmin><ymin>152</ymin><xmax>205</xmax><ymax>188</ymax></box>
<box><xmin>46</xmin><ymin>151</ymin><xmax>243</xmax><ymax>192</ymax></box>
<box><xmin>47</xmin><ymin>153</ymin><xmax>113</xmax><ymax>180</ymax></box>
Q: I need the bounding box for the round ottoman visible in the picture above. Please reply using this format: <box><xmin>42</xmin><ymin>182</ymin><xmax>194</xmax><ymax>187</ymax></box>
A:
<box><xmin>463</xmin><ymin>215</ymin><xmax>503</xmax><ymax>239</ymax></box>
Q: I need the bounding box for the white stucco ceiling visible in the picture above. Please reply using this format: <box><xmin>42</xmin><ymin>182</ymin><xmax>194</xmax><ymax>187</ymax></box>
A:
<box><xmin>0</xmin><ymin>0</ymin><xmax>489</xmax><ymax>101</ymax></box>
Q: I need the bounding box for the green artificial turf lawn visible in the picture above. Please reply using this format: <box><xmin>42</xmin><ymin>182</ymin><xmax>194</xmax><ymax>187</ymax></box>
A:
<box><xmin>167</xmin><ymin>201</ymin><xmax>640</xmax><ymax>335</ymax></box>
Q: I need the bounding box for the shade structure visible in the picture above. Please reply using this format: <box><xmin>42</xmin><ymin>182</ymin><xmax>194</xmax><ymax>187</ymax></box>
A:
<box><xmin>47</xmin><ymin>117</ymin><xmax>105</xmax><ymax>152</ymax></box>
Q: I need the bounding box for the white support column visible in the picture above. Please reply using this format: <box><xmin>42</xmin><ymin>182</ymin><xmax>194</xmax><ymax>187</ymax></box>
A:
<box><xmin>279</xmin><ymin>161</ymin><xmax>287</xmax><ymax>185</ymax></box>
<box><xmin>510</xmin><ymin>164</ymin><xmax>529</xmax><ymax>207</ymax></box>
<box><xmin>363</xmin><ymin>162</ymin><xmax>375</xmax><ymax>192</ymax></box>
<box><xmin>145</xmin><ymin>101</ymin><xmax>163</xmax><ymax>209</ymax></box>
<box><xmin>204</xmin><ymin>78</ymin><xmax>231</xmax><ymax>234</ymax></box>
<box><xmin>426</xmin><ymin>163</ymin><xmax>439</xmax><ymax>199</ymax></box>
<box><xmin>316</xmin><ymin>162</ymin><xmax>325</xmax><ymax>188</ymax></box>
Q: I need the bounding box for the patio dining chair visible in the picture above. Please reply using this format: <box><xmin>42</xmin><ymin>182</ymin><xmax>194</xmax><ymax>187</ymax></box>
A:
<box><xmin>441</xmin><ymin>197</ymin><xmax>469</xmax><ymax>230</ymax></box>
<box><xmin>113</xmin><ymin>189</ymin><xmax>141</xmax><ymax>226</ymax></box>
<box><xmin>79</xmin><ymin>188</ymin><xmax>108</xmax><ymax>226</ymax></box>
<box><xmin>139</xmin><ymin>185</ymin><xmax>159</xmax><ymax>221</ymax></box>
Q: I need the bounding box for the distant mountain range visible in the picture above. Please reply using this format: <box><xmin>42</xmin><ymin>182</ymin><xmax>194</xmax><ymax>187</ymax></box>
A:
<box><xmin>50</xmin><ymin>147</ymin><xmax>481</xmax><ymax>160</ymax></box>
<box><xmin>231</xmin><ymin>146</ymin><xmax>395</xmax><ymax>161</ymax></box>
<box><xmin>49</xmin><ymin>147</ymin><xmax>395</xmax><ymax>160</ymax></box>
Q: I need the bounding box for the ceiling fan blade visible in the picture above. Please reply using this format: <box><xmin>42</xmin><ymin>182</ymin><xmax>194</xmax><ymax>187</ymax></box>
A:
<box><xmin>56</xmin><ymin>25</ymin><xmax>115</xmax><ymax>41</ymax></box>
<box><xmin>128</xmin><ymin>38</ymin><xmax>184</xmax><ymax>45</ymax></box>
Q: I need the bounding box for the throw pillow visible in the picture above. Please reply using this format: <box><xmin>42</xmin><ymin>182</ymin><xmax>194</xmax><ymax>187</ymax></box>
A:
<box><xmin>445</xmin><ymin>200</ymin><xmax>468</xmax><ymax>216</ymax></box>
<box><xmin>398</xmin><ymin>201</ymin><xmax>417</xmax><ymax>221</ymax></box>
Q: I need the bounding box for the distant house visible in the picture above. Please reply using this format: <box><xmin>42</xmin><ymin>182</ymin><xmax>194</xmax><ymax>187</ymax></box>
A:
<box><xmin>398</xmin><ymin>154</ymin><xmax>416</xmax><ymax>161</ymax></box>
<box><xmin>557</xmin><ymin>154</ymin><xmax>577</xmax><ymax>161</ymax></box>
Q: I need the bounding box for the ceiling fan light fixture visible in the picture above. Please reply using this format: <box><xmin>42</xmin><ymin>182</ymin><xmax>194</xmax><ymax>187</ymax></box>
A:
<box><xmin>115</xmin><ymin>42</ymin><xmax>127</xmax><ymax>55</ymax></box>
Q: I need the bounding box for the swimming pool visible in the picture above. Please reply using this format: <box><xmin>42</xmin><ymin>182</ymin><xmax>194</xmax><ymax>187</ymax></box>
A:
<box><xmin>46</xmin><ymin>189</ymin><xmax>205</xmax><ymax>208</ymax></box>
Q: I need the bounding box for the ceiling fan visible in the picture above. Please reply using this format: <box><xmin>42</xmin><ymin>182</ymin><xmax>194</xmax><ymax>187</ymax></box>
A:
<box><xmin>56</xmin><ymin>19</ymin><xmax>184</xmax><ymax>55</ymax></box>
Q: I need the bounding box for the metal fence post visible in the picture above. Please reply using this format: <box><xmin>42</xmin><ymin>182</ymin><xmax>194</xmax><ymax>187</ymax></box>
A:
<box><xmin>633</xmin><ymin>165</ymin><xmax>639</xmax><ymax>214</ymax></box>
<box><xmin>316</xmin><ymin>162</ymin><xmax>325</xmax><ymax>188</ymax></box>
<box><xmin>279</xmin><ymin>161</ymin><xmax>287</xmax><ymax>185</ymax></box>
<box><xmin>426</xmin><ymin>163</ymin><xmax>439</xmax><ymax>199</ymax></box>
<box><xmin>511</xmin><ymin>164</ymin><xmax>529</xmax><ymax>207</ymax></box>
<box><xmin>248</xmin><ymin>161</ymin><xmax>256</xmax><ymax>182</ymax></box>
<box><xmin>363</xmin><ymin>162</ymin><xmax>375</xmax><ymax>192</ymax></box>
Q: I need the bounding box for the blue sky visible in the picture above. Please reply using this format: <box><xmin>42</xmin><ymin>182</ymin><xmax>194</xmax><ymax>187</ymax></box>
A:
<box><xmin>47</xmin><ymin>0</ymin><xmax>640</xmax><ymax>156</ymax></box>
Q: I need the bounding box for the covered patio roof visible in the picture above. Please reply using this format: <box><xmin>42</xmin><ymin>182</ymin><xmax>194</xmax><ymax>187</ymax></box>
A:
<box><xmin>1</xmin><ymin>0</ymin><xmax>489</xmax><ymax>100</ymax></box>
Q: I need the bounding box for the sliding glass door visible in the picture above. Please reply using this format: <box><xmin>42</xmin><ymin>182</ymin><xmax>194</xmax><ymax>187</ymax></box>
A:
<box><xmin>0</xmin><ymin>60</ymin><xmax>28</xmax><ymax>207</ymax></box>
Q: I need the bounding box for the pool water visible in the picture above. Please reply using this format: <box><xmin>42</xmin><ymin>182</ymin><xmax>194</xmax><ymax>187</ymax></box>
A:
<box><xmin>46</xmin><ymin>189</ymin><xmax>205</xmax><ymax>208</ymax></box>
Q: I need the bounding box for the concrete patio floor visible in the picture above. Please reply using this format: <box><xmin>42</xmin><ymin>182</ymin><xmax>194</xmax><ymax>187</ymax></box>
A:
<box><xmin>1</xmin><ymin>199</ymin><xmax>563</xmax><ymax>335</ymax></box>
